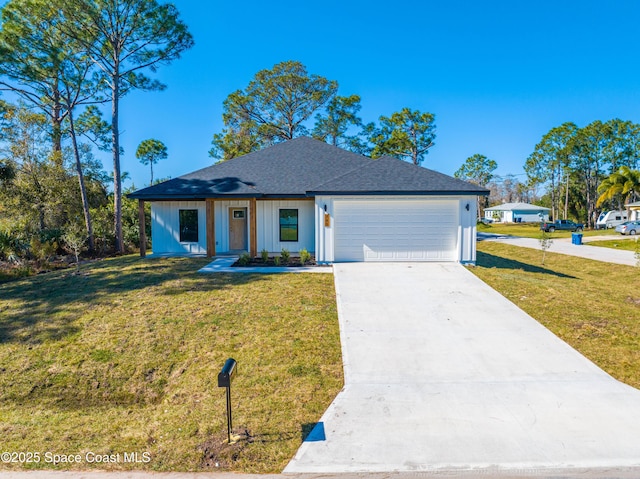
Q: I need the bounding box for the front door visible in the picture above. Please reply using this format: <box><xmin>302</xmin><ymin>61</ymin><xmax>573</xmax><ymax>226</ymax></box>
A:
<box><xmin>229</xmin><ymin>208</ymin><xmax>247</xmax><ymax>251</ymax></box>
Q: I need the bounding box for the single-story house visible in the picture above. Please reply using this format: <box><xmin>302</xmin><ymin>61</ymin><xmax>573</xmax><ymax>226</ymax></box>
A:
<box><xmin>626</xmin><ymin>201</ymin><xmax>640</xmax><ymax>221</ymax></box>
<box><xmin>484</xmin><ymin>202</ymin><xmax>550</xmax><ymax>223</ymax></box>
<box><xmin>128</xmin><ymin>137</ymin><xmax>489</xmax><ymax>263</ymax></box>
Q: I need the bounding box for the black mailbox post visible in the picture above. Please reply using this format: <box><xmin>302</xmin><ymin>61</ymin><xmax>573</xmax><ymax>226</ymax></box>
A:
<box><xmin>218</xmin><ymin>358</ymin><xmax>237</xmax><ymax>443</ymax></box>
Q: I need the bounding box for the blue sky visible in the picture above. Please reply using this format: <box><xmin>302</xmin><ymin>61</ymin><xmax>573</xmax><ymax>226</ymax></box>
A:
<box><xmin>112</xmin><ymin>0</ymin><xmax>640</xmax><ymax>189</ymax></box>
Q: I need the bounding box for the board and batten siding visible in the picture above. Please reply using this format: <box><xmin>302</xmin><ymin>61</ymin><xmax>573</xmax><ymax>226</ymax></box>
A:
<box><xmin>256</xmin><ymin>200</ymin><xmax>315</xmax><ymax>254</ymax></box>
<box><xmin>150</xmin><ymin>199</ymin><xmax>314</xmax><ymax>256</ymax></box>
<box><xmin>151</xmin><ymin>201</ymin><xmax>207</xmax><ymax>254</ymax></box>
<box><xmin>213</xmin><ymin>200</ymin><xmax>250</xmax><ymax>253</ymax></box>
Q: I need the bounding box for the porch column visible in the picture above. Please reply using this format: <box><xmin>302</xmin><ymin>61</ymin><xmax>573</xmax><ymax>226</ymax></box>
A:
<box><xmin>138</xmin><ymin>200</ymin><xmax>146</xmax><ymax>258</ymax></box>
<box><xmin>206</xmin><ymin>198</ymin><xmax>216</xmax><ymax>257</ymax></box>
<box><xmin>249</xmin><ymin>198</ymin><xmax>257</xmax><ymax>257</ymax></box>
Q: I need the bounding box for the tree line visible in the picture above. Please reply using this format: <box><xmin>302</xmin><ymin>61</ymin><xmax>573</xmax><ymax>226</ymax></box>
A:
<box><xmin>0</xmin><ymin>0</ymin><xmax>193</xmax><ymax>263</ymax></box>
<box><xmin>2</xmin><ymin>0</ymin><xmax>637</xmax><ymax>270</ymax></box>
<box><xmin>209</xmin><ymin>60</ymin><xmax>437</xmax><ymax>167</ymax></box>
<box><xmin>525</xmin><ymin>120</ymin><xmax>640</xmax><ymax>227</ymax></box>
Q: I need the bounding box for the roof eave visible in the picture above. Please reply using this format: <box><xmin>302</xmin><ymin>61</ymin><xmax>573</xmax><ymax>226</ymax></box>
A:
<box><xmin>306</xmin><ymin>190</ymin><xmax>490</xmax><ymax>196</ymax></box>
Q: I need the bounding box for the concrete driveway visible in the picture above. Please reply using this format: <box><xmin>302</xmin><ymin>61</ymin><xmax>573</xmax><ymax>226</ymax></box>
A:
<box><xmin>285</xmin><ymin>262</ymin><xmax>640</xmax><ymax>474</ymax></box>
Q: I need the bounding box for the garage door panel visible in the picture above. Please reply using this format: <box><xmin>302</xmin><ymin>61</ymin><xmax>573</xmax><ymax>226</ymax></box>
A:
<box><xmin>334</xmin><ymin>199</ymin><xmax>458</xmax><ymax>262</ymax></box>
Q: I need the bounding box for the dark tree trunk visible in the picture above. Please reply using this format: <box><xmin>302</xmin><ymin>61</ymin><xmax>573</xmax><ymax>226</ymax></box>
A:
<box><xmin>112</xmin><ymin>79</ymin><xmax>124</xmax><ymax>253</ymax></box>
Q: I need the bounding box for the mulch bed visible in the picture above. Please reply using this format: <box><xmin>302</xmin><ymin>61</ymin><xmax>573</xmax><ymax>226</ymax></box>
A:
<box><xmin>231</xmin><ymin>257</ymin><xmax>318</xmax><ymax>268</ymax></box>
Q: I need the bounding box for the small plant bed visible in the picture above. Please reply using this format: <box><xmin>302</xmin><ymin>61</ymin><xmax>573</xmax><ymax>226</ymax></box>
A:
<box><xmin>233</xmin><ymin>248</ymin><xmax>318</xmax><ymax>268</ymax></box>
<box><xmin>232</xmin><ymin>256</ymin><xmax>318</xmax><ymax>268</ymax></box>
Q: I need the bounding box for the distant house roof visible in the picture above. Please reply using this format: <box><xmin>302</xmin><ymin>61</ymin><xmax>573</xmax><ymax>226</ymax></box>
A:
<box><xmin>129</xmin><ymin>137</ymin><xmax>489</xmax><ymax>200</ymax></box>
<box><xmin>626</xmin><ymin>201</ymin><xmax>640</xmax><ymax>209</ymax></box>
<box><xmin>484</xmin><ymin>202</ymin><xmax>550</xmax><ymax>212</ymax></box>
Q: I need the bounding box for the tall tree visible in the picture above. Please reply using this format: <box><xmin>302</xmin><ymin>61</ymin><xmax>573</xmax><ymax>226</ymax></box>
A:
<box><xmin>454</xmin><ymin>154</ymin><xmax>497</xmax><ymax>187</ymax></box>
<box><xmin>455</xmin><ymin>153</ymin><xmax>497</xmax><ymax>217</ymax></box>
<box><xmin>602</xmin><ymin>119</ymin><xmax>640</xmax><ymax>171</ymax></box>
<box><xmin>136</xmin><ymin>138</ymin><xmax>167</xmax><ymax>185</ymax></box>
<box><xmin>0</xmin><ymin>0</ymin><xmax>69</xmax><ymax>155</ymax></box>
<box><xmin>525</xmin><ymin>122</ymin><xmax>577</xmax><ymax>221</ymax></box>
<box><xmin>61</xmin><ymin>0</ymin><xmax>193</xmax><ymax>253</ymax></box>
<box><xmin>368</xmin><ymin>108</ymin><xmax>436</xmax><ymax>165</ymax></box>
<box><xmin>566</xmin><ymin>121</ymin><xmax>612</xmax><ymax>227</ymax></box>
<box><xmin>210</xmin><ymin>60</ymin><xmax>338</xmax><ymax>160</ymax></box>
<box><xmin>312</xmin><ymin>94</ymin><xmax>366</xmax><ymax>153</ymax></box>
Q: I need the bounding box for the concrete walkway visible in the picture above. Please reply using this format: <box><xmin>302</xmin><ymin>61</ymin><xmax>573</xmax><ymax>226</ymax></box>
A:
<box><xmin>285</xmin><ymin>262</ymin><xmax>640</xmax><ymax>474</ymax></box>
<box><xmin>197</xmin><ymin>257</ymin><xmax>332</xmax><ymax>274</ymax></box>
<box><xmin>478</xmin><ymin>233</ymin><xmax>638</xmax><ymax>266</ymax></box>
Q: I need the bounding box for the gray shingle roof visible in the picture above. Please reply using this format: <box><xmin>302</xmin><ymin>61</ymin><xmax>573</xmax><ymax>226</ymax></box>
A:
<box><xmin>128</xmin><ymin>137</ymin><xmax>488</xmax><ymax>200</ymax></box>
<box><xmin>308</xmin><ymin>155</ymin><xmax>489</xmax><ymax>195</ymax></box>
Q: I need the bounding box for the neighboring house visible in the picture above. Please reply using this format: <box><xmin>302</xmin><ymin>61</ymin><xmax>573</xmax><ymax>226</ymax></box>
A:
<box><xmin>484</xmin><ymin>202</ymin><xmax>550</xmax><ymax>223</ymax></box>
<box><xmin>627</xmin><ymin>201</ymin><xmax>640</xmax><ymax>221</ymax></box>
<box><xmin>128</xmin><ymin>137</ymin><xmax>489</xmax><ymax>263</ymax></box>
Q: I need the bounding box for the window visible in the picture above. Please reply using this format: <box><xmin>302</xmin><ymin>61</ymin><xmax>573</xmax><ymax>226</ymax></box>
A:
<box><xmin>279</xmin><ymin>209</ymin><xmax>298</xmax><ymax>242</ymax></box>
<box><xmin>179</xmin><ymin>209</ymin><xmax>198</xmax><ymax>242</ymax></box>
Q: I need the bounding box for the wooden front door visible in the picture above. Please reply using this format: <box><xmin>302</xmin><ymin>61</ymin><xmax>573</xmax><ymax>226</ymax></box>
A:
<box><xmin>229</xmin><ymin>208</ymin><xmax>247</xmax><ymax>251</ymax></box>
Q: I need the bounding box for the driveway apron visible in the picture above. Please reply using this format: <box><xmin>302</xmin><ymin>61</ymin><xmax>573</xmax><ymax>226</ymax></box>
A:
<box><xmin>285</xmin><ymin>262</ymin><xmax>640</xmax><ymax>473</ymax></box>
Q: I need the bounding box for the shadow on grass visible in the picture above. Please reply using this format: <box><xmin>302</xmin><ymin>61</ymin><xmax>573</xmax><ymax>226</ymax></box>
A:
<box><xmin>476</xmin><ymin>251</ymin><xmax>577</xmax><ymax>279</ymax></box>
<box><xmin>0</xmin><ymin>255</ymin><xmax>268</xmax><ymax>345</ymax></box>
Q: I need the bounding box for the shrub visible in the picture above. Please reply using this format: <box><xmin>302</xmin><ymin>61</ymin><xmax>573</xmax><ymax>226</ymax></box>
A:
<box><xmin>0</xmin><ymin>230</ymin><xmax>27</xmax><ymax>261</ymax></box>
<box><xmin>63</xmin><ymin>222</ymin><xmax>87</xmax><ymax>271</ymax></box>
<box><xmin>273</xmin><ymin>255</ymin><xmax>280</xmax><ymax>266</ymax></box>
<box><xmin>30</xmin><ymin>237</ymin><xmax>58</xmax><ymax>262</ymax></box>
<box><xmin>280</xmin><ymin>248</ymin><xmax>290</xmax><ymax>264</ymax></box>
<box><xmin>261</xmin><ymin>248</ymin><xmax>269</xmax><ymax>262</ymax></box>
<box><xmin>238</xmin><ymin>253</ymin><xmax>251</xmax><ymax>266</ymax></box>
<box><xmin>299</xmin><ymin>248</ymin><xmax>311</xmax><ymax>264</ymax></box>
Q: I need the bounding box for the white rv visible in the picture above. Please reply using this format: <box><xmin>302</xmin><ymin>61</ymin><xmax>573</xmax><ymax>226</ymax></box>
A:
<box><xmin>596</xmin><ymin>210</ymin><xmax>628</xmax><ymax>229</ymax></box>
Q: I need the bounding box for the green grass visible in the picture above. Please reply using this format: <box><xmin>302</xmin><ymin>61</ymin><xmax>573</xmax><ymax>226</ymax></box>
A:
<box><xmin>0</xmin><ymin>256</ymin><xmax>342</xmax><ymax>473</ymax></box>
<box><xmin>471</xmin><ymin>242</ymin><xmax>640</xmax><ymax>389</ymax></box>
<box><xmin>586</xmin><ymin>237</ymin><xmax>639</xmax><ymax>251</ymax></box>
<box><xmin>478</xmin><ymin>222</ymin><xmax>618</xmax><ymax>239</ymax></box>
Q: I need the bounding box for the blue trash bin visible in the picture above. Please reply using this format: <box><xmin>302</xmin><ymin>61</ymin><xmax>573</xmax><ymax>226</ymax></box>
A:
<box><xmin>571</xmin><ymin>232</ymin><xmax>583</xmax><ymax>245</ymax></box>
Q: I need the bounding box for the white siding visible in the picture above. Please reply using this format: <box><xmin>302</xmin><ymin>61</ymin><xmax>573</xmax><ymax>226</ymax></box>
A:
<box><xmin>213</xmin><ymin>200</ymin><xmax>250</xmax><ymax>253</ymax></box>
<box><xmin>316</xmin><ymin>196</ymin><xmax>478</xmax><ymax>264</ymax></box>
<box><xmin>459</xmin><ymin>196</ymin><xmax>477</xmax><ymax>263</ymax></box>
<box><xmin>151</xmin><ymin>201</ymin><xmax>207</xmax><ymax>254</ymax></box>
<box><xmin>256</xmin><ymin>200</ymin><xmax>315</xmax><ymax>254</ymax></box>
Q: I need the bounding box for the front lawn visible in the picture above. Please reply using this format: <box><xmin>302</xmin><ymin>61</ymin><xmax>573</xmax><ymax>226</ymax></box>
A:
<box><xmin>0</xmin><ymin>256</ymin><xmax>342</xmax><ymax>473</ymax></box>
<box><xmin>472</xmin><ymin>242</ymin><xmax>640</xmax><ymax>389</ymax></box>
<box><xmin>586</xmin><ymin>237</ymin><xmax>639</xmax><ymax>251</ymax></box>
<box><xmin>477</xmin><ymin>222</ymin><xmax>618</xmax><ymax>239</ymax></box>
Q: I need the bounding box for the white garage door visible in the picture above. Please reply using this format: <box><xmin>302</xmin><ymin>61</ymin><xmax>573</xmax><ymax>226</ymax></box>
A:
<box><xmin>333</xmin><ymin>199</ymin><xmax>459</xmax><ymax>262</ymax></box>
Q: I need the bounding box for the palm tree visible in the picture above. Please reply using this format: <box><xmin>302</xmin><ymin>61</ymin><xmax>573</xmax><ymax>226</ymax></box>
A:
<box><xmin>597</xmin><ymin>166</ymin><xmax>640</xmax><ymax>208</ymax></box>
